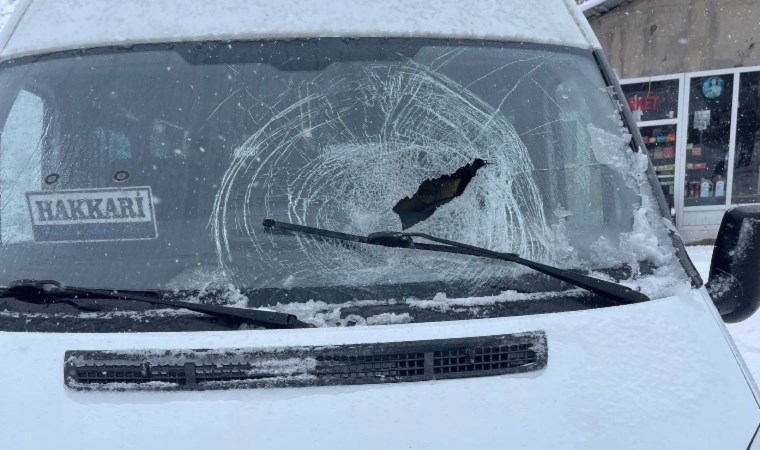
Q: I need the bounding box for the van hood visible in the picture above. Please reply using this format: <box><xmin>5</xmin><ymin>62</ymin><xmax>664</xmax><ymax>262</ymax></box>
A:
<box><xmin>0</xmin><ymin>288</ymin><xmax>757</xmax><ymax>449</ymax></box>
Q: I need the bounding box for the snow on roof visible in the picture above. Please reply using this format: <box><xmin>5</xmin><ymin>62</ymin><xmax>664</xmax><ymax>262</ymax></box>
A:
<box><xmin>0</xmin><ymin>0</ymin><xmax>600</xmax><ymax>61</ymax></box>
<box><xmin>577</xmin><ymin>0</ymin><xmax>636</xmax><ymax>17</ymax></box>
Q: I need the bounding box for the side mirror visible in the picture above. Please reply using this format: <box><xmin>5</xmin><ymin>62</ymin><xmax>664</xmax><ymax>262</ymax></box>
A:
<box><xmin>707</xmin><ymin>206</ymin><xmax>760</xmax><ymax>323</ymax></box>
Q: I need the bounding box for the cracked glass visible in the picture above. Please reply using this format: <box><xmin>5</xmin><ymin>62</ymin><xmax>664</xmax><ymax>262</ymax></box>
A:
<box><xmin>0</xmin><ymin>39</ymin><xmax>660</xmax><ymax>300</ymax></box>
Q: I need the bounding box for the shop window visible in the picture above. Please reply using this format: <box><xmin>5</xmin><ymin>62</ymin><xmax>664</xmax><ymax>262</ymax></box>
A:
<box><xmin>638</xmin><ymin>124</ymin><xmax>677</xmax><ymax>212</ymax></box>
<box><xmin>733</xmin><ymin>71</ymin><xmax>760</xmax><ymax>204</ymax></box>
<box><xmin>622</xmin><ymin>80</ymin><xmax>679</xmax><ymax>217</ymax></box>
<box><xmin>622</xmin><ymin>80</ymin><xmax>679</xmax><ymax>122</ymax></box>
<box><xmin>684</xmin><ymin>75</ymin><xmax>733</xmax><ymax>207</ymax></box>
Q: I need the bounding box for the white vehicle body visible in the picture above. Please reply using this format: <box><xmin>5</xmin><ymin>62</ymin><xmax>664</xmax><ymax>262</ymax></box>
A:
<box><xmin>0</xmin><ymin>288</ymin><xmax>758</xmax><ymax>449</ymax></box>
<box><xmin>0</xmin><ymin>1</ymin><xmax>758</xmax><ymax>449</ymax></box>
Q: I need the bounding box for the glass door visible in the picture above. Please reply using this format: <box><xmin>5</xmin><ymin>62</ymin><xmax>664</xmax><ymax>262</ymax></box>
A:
<box><xmin>683</xmin><ymin>74</ymin><xmax>733</xmax><ymax>207</ymax></box>
<box><xmin>733</xmin><ymin>70</ymin><xmax>760</xmax><ymax>205</ymax></box>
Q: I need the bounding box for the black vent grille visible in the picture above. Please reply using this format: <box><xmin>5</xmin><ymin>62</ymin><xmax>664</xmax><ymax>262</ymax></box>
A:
<box><xmin>314</xmin><ymin>352</ymin><xmax>427</xmax><ymax>379</ymax></box>
<box><xmin>195</xmin><ymin>365</ymin><xmax>252</xmax><ymax>383</ymax></box>
<box><xmin>65</xmin><ymin>331</ymin><xmax>546</xmax><ymax>391</ymax></box>
<box><xmin>434</xmin><ymin>343</ymin><xmax>535</xmax><ymax>374</ymax></box>
<box><xmin>75</xmin><ymin>365</ymin><xmax>187</xmax><ymax>384</ymax></box>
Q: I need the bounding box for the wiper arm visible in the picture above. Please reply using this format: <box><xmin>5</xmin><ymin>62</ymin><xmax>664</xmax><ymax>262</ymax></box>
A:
<box><xmin>263</xmin><ymin>219</ymin><xmax>649</xmax><ymax>305</ymax></box>
<box><xmin>1</xmin><ymin>279</ymin><xmax>311</xmax><ymax>329</ymax></box>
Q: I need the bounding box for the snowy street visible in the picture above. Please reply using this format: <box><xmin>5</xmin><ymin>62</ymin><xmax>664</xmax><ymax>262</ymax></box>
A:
<box><xmin>687</xmin><ymin>245</ymin><xmax>760</xmax><ymax>381</ymax></box>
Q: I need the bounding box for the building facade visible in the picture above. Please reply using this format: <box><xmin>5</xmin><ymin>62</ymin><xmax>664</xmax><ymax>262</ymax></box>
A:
<box><xmin>582</xmin><ymin>0</ymin><xmax>760</xmax><ymax>243</ymax></box>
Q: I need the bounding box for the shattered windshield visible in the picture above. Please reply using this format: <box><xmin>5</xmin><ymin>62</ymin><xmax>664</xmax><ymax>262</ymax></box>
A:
<box><xmin>0</xmin><ymin>39</ymin><xmax>686</xmax><ymax>309</ymax></box>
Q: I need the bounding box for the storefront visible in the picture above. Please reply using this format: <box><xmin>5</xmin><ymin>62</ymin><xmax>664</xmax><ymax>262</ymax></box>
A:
<box><xmin>621</xmin><ymin>67</ymin><xmax>760</xmax><ymax>243</ymax></box>
<box><xmin>580</xmin><ymin>0</ymin><xmax>760</xmax><ymax>243</ymax></box>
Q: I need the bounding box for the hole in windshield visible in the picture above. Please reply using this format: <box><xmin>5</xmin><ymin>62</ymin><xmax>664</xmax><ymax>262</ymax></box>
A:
<box><xmin>394</xmin><ymin>158</ymin><xmax>488</xmax><ymax>229</ymax></box>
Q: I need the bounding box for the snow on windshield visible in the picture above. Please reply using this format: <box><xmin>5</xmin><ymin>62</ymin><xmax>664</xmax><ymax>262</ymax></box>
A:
<box><xmin>587</xmin><ymin>109</ymin><xmax>690</xmax><ymax>299</ymax></box>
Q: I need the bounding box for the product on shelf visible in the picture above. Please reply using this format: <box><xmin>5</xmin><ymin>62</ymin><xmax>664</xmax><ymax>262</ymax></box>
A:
<box><xmin>640</xmin><ymin>125</ymin><xmax>677</xmax><ymax>211</ymax></box>
<box><xmin>700</xmin><ymin>179</ymin><xmax>713</xmax><ymax>198</ymax></box>
<box><xmin>689</xmin><ymin>181</ymin><xmax>701</xmax><ymax>198</ymax></box>
<box><xmin>715</xmin><ymin>177</ymin><xmax>726</xmax><ymax>197</ymax></box>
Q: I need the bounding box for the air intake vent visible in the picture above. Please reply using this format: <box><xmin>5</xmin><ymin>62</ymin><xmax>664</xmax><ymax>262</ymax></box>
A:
<box><xmin>65</xmin><ymin>331</ymin><xmax>547</xmax><ymax>391</ymax></box>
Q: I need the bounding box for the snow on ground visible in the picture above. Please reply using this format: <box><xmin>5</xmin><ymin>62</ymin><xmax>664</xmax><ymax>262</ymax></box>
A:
<box><xmin>686</xmin><ymin>245</ymin><xmax>760</xmax><ymax>381</ymax></box>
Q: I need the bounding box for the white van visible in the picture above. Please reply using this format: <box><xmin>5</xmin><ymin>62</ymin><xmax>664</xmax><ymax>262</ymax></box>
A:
<box><xmin>0</xmin><ymin>0</ymin><xmax>759</xmax><ymax>448</ymax></box>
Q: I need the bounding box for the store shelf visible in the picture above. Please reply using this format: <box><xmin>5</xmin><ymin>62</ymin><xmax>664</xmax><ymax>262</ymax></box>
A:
<box><xmin>637</xmin><ymin>118</ymin><xmax>679</xmax><ymax>127</ymax></box>
<box><xmin>639</xmin><ymin>123</ymin><xmax>678</xmax><ymax>212</ymax></box>
<box><xmin>684</xmin><ymin>197</ymin><xmax>728</xmax><ymax>207</ymax></box>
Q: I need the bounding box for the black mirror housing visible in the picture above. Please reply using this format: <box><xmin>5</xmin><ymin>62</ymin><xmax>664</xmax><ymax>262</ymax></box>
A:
<box><xmin>707</xmin><ymin>206</ymin><xmax>760</xmax><ymax>323</ymax></box>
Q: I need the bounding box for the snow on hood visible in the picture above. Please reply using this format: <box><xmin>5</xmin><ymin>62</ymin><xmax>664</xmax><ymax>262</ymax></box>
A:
<box><xmin>0</xmin><ymin>289</ymin><xmax>757</xmax><ymax>449</ymax></box>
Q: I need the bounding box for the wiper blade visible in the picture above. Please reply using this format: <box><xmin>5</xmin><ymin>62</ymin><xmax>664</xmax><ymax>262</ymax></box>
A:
<box><xmin>263</xmin><ymin>219</ymin><xmax>649</xmax><ymax>305</ymax></box>
<box><xmin>1</xmin><ymin>279</ymin><xmax>311</xmax><ymax>329</ymax></box>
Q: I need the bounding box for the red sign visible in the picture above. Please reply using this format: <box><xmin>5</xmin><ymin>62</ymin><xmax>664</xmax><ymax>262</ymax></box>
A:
<box><xmin>628</xmin><ymin>95</ymin><xmax>660</xmax><ymax>112</ymax></box>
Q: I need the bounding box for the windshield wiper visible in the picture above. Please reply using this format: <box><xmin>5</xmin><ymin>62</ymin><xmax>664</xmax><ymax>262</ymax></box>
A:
<box><xmin>0</xmin><ymin>279</ymin><xmax>311</xmax><ymax>329</ymax></box>
<box><xmin>263</xmin><ymin>219</ymin><xmax>649</xmax><ymax>305</ymax></box>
